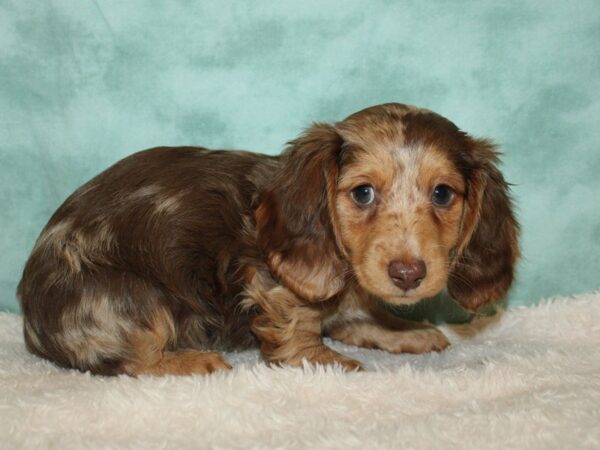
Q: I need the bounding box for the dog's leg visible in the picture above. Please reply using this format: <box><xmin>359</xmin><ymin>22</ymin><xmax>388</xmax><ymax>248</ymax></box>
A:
<box><xmin>21</xmin><ymin>264</ymin><xmax>231</xmax><ymax>376</ymax></box>
<box><xmin>251</xmin><ymin>304</ymin><xmax>362</xmax><ymax>370</ymax></box>
<box><xmin>245</xmin><ymin>275</ymin><xmax>362</xmax><ymax>371</ymax></box>
<box><xmin>326</xmin><ymin>318</ymin><xmax>449</xmax><ymax>354</ymax></box>
<box><xmin>123</xmin><ymin>319</ymin><xmax>231</xmax><ymax>376</ymax></box>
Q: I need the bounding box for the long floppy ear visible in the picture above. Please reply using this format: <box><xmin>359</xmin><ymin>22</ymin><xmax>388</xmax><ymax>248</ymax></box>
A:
<box><xmin>447</xmin><ymin>139</ymin><xmax>520</xmax><ymax>312</ymax></box>
<box><xmin>254</xmin><ymin>124</ymin><xmax>348</xmax><ymax>301</ymax></box>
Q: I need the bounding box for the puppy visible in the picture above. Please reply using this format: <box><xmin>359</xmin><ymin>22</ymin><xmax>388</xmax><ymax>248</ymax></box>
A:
<box><xmin>18</xmin><ymin>103</ymin><xmax>519</xmax><ymax>376</ymax></box>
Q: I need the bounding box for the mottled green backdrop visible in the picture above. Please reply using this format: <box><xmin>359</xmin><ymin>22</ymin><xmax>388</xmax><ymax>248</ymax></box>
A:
<box><xmin>1</xmin><ymin>0</ymin><xmax>599</xmax><ymax>313</ymax></box>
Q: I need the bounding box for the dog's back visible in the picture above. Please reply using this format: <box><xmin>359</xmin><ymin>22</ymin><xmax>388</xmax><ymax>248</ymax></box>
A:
<box><xmin>18</xmin><ymin>147</ymin><xmax>278</xmax><ymax>375</ymax></box>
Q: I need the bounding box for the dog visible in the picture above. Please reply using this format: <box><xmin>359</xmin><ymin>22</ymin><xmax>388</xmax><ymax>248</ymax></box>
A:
<box><xmin>18</xmin><ymin>103</ymin><xmax>519</xmax><ymax>376</ymax></box>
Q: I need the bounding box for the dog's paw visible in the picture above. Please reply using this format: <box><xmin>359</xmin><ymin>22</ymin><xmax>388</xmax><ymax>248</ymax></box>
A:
<box><xmin>130</xmin><ymin>350</ymin><xmax>232</xmax><ymax>376</ymax></box>
<box><xmin>308</xmin><ymin>348</ymin><xmax>363</xmax><ymax>371</ymax></box>
<box><xmin>286</xmin><ymin>346</ymin><xmax>363</xmax><ymax>371</ymax></box>
<box><xmin>387</xmin><ymin>327</ymin><xmax>450</xmax><ymax>354</ymax></box>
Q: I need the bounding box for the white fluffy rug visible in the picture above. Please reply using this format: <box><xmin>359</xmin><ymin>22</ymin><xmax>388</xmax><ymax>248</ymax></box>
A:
<box><xmin>2</xmin><ymin>293</ymin><xmax>600</xmax><ymax>449</ymax></box>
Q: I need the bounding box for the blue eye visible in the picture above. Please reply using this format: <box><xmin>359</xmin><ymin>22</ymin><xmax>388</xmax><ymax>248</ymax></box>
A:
<box><xmin>432</xmin><ymin>184</ymin><xmax>454</xmax><ymax>207</ymax></box>
<box><xmin>351</xmin><ymin>185</ymin><xmax>375</xmax><ymax>206</ymax></box>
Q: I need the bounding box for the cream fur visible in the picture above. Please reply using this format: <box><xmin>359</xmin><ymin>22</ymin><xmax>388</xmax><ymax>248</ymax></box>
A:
<box><xmin>1</xmin><ymin>292</ymin><xmax>599</xmax><ymax>449</ymax></box>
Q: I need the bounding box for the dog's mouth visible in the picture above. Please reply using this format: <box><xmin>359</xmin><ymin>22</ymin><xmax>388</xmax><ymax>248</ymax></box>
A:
<box><xmin>371</xmin><ymin>279</ymin><xmax>447</xmax><ymax>306</ymax></box>
<box><xmin>358</xmin><ymin>282</ymin><xmax>423</xmax><ymax>304</ymax></box>
<box><xmin>381</xmin><ymin>292</ymin><xmax>424</xmax><ymax>305</ymax></box>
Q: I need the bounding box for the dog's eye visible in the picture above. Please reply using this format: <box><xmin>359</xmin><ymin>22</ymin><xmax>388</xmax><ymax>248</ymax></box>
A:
<box><xmin>431</xmin><ymin>184</ymin><xmax>454</xmax><ymax>207</ymax></box>
<box><xmin>351</xmin><ymin>185</ymin><xmax>375</xmax><ymax>206</ymax></box>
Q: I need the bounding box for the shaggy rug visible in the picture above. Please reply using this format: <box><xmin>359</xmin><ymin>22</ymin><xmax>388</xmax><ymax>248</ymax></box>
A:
<box><xmin>1</xmin><ymin>292</ymin><xmax>599</xmax><ymax>449</ymax></box>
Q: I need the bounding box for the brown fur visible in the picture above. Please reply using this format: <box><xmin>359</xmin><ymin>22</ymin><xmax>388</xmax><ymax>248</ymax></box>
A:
<box><xmin>18</xmin><ymin>104</ymin><xmax>519</xmax><ymax>376</ymax></box>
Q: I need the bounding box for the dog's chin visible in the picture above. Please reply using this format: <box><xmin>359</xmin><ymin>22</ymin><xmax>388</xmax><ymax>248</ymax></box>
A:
<box><xmin>357</xmin><ymin>280</ymin><xmax>425</xmax><ymax>306</ymax></box>
<box><xmin>374</xmin><ymin>284</ymin><xmax>446</xmax><ymax>306</ymax></box>
<box><xmin>379</xmin><ymin>293</ymin><xmax>424</xmax><ymax>306</ymax></box>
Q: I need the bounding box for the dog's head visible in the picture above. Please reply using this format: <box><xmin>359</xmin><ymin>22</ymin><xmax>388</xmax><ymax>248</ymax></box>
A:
<box><xmin>255</xmin><ymin>103</ymin><xmax>519</xmax><ymax>311</ymax></box>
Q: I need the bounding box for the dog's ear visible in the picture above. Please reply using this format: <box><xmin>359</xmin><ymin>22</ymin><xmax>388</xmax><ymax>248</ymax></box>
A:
<box><xmin>255</xmin><ymin>124</ymin><xmax>348</xmax><ymax>301</ymax></box>
<box><xmin>447</xmin><ymin>139</ymin><xmax>520</xmax><ymax>311</ymax></box>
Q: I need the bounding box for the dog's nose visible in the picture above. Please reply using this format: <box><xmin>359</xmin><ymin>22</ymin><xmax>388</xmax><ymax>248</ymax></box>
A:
<box><xmin>388</xmin><ymin>259</ymin><xmax>427</xmax><ymax>291</ymax></box>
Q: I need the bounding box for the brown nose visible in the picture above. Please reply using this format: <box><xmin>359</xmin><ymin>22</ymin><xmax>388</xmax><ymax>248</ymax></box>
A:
<box><xmin>388</xmin><ymin>259</ymin><xmax>427</xmax><ymax>291</ymax></box>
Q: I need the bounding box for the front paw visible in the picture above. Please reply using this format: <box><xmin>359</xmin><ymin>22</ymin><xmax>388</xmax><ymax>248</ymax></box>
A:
<box><xmin>286</xmin><ymin>345</ymin><xmax>363</xmax><ymax>371</ymax></box>
<box><xmin>392</xmin><ymin>327</ymin><xmax>450</xmax><ymax>354</ymax></box>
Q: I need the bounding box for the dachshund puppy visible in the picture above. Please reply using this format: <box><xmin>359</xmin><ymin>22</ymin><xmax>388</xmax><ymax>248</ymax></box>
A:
<box><xmin>18</xmin><ymin>103</ymin><xmax>519</xmax><ymax>376</ymax></box>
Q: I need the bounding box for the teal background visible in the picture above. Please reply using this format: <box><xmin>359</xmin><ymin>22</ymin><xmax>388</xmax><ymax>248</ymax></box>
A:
<box><xmin>1</xmin><ymin>0</ymin><xmax>599</xmax><ymax>313</ymax></box>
